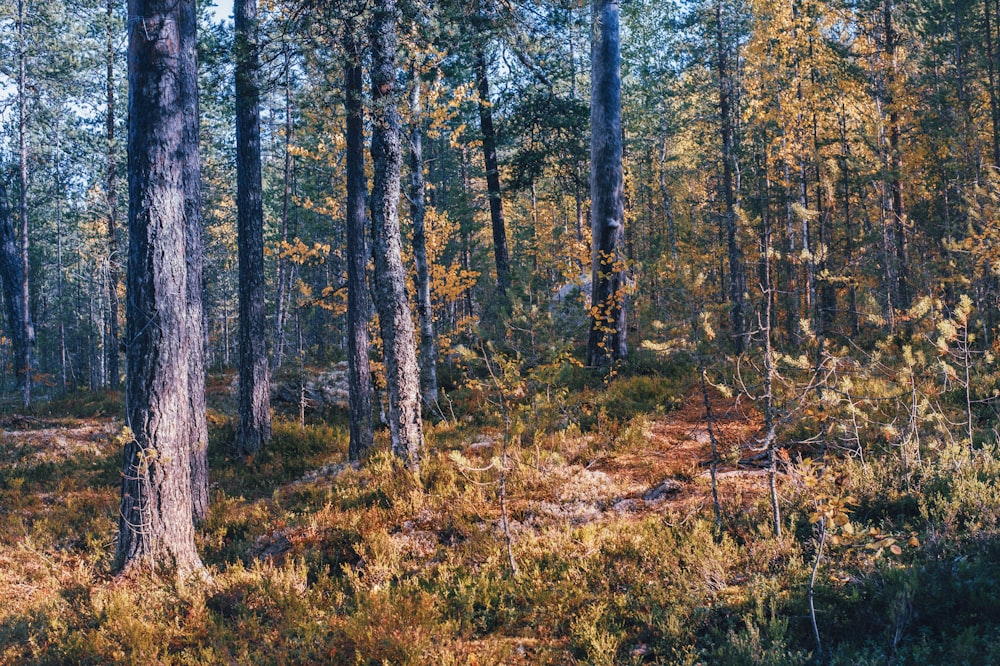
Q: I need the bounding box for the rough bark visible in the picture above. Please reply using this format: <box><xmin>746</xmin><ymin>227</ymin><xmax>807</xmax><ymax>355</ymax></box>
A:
<box><xmin>235</xmin><ymin>0</ymin><xmax>272</xmax><ymax>457</ymax></box>
<box><xmin>369</xmin><ymin>0</ymin><xmax>424</xmax><ymax>469</ymax></box>
<box><xmin>409</xmin><ymin>70</ymin><xmax>439</xmax><ymax>408</ymax></box>
<box><xmin>0</xmin><ymin>182</ymin><xmax>30</xmax><ymax>387</ymax></box>
<box><xmin>344</xmin><ymin>22</ymin><xmax>374</xmax><ymax>461</ymax></box>
<box><xmin>475</xmin><ymin>48</ymin><xmax>511</xmax><ymax>299</ymax></box>
<box><xmin>106</xmin><ymin>0</ymin><xmax>121</xmax><ymax>390</ymax></box>
<box><xmin>180</xmin><ymin>0</ymin><xmax>209</xmax><ymax>524</ymax></box>
<box><xmin>117</xmin><ymin>0</ymin><xmax>204</xmax><ymax>575</ymax></box>
<box><xmin>586</xmin><ymin>0</ymin><xmax>628</xmax><ymax>366</ymax></box>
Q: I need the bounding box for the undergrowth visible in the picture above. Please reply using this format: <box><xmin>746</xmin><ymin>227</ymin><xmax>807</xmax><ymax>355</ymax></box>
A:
<box><xmin>0</xmin><ymin>353</ymin><xmax>997</xmax><ymax>665</ymax></box>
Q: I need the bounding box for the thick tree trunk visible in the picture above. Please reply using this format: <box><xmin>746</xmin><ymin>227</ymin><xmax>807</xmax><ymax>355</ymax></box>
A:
<box><xmin>344</xmin><ymin>23</ymin><xmax>374</xmax><ymax>461</ymax></box>
<box><xmin>475</xmin><ymin>48</ymin><xmax>511</xmax><ymax>299</ymax></box>
<box><xmin>586</xmin><ymin>0</ymin><xmax>628</xmax><ymax>366</ymax></box>
<box><xmin>106</xmin><ymin>0</ymin><xmax>121</xmax><ymax>390</ymax></box>
<box><xmin>409</xmin><ymin>70</ymin><xmax>439</xmax><ymax>409</ymax></box>
<box><xmin>235</xmin><ymin>0</ymin><xmax>272</xmax><ymax>457</ymax></box>
<box><xmin>0</xmin><ymin>182</ymin><xmax>30</xmax><ymax>388</ymax></box>
<box><xmin>117</xmin><ymin>0</ymin><xmax>203</xmax><ymax>575</ymax></box>
<box><xmin>369</xmin><ymin>0</ymin><xmax>424</xmax><ymax>469</ymax></box>
<box><xmin>717</xmin><ymin>0</ymin><xmax>745</xmax><ymax>353</ymax></box>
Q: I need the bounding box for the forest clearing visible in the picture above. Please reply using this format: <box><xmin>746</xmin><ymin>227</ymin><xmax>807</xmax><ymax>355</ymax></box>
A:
<box><xmin>2</xmin><ymin>0</ymin><xmax>1000</xmax><ymax>662</ymax></box>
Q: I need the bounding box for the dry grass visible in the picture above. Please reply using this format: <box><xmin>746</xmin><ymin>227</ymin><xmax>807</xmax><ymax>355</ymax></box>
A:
<box><xmin>0</xmin><ymin>373</ymin><xmax>998</xmax><ymax>664</ymax></box>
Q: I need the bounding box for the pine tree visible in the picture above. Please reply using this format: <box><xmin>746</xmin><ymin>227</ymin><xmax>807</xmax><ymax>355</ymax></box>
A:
<box><xmin>235</xmin><ymin>0</ymin><xmax>272</xmax><ymax>457</ymax></box>
<box><xmin>116</xmin><ymin>0</ymin><xmax>204</xmax><ymax>575</ymax></box>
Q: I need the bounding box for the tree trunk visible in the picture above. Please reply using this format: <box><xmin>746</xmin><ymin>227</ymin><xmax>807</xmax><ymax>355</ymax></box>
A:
<box><xmin>658</xmin><ymin>128</ymin><xmax>680</xmax><ymax>273</ymax></box>
<box><xmin>0</xmin><ymin>182</ymin><xmax>30</xmax><ymax>392</ymax></box>
<box><xmin>235</xmin><ymin>0</ymin><xmax>272</xmax><ymax>457</ymax></box>
<box><xmin>475</xmin><ymin>48</ymin><xmax>511</xmax><ymax>299</ymax></box>
<box><xmin>274</xmin><ymin>47</ymin><xmax>293</xmax><ymax>369</ymax></box>
<box><xmin>180</xmin><ymin>0</ymin><xmax>209</xmax><ymax>525</ymax></box>
<box><xmin>369</xmin><ymin>0</ymin><xmax>424</xmax><ymax>470</ymax></box>
<box><xmin>56</xmin><ymin>184</ymin><xmax>67</xmax><ymax>396</ymax></box>
<box><xmin>717</xmin><ymin>0</ymin><xmax>745</xmax><ymax>353</ymax></box>
<box><xmin>883</xmin><ymin>0</ymin><xmax>910</xmax><ymax>311</ymax></box>
<box><xmin>988</xmin><ymin>0</ymin><xmax>1000</xmax><ymax>168</ymax></box>
<box><xmin>344</xmin><ymin>22</ymin><xmax>374</xmax><ymax>461</ymax></box>
<box><xmin>586</xmin><ymin>0</ymin><xmax>628</xmax><ymax>366</ymax></box>
<box><xmin>839</xmin><ymin>110</ymin><xmax>860</xmax><ymax>336</ymax></box>
<box><xmin>117</xmin><ymin>0</ymin><xmax>204</xmax><ymax>575</ymax></box>
<box><xmin>409</xmin><ymin>68</ymin><xmax>439</xmax><ymax>409</ymax></box>
<box><xmin>106</xmin><ymin>0</ymin><xmax>121</xmax><ymax>390</ymax></box>
<box><xmin>17</xmin><ymin>0</ymin><xmax>34</xmax><ymax>408</ymax></box>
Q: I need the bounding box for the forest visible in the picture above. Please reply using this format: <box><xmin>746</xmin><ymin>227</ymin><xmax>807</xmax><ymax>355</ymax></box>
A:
<box><xmin>0</xmin><ymin>0</ymin><xmax>999</xmax><ymax>663</ymax></box>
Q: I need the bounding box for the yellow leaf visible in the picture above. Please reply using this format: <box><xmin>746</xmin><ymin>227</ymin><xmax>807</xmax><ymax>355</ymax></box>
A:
<box><xmin>907</xmin><ymin>536</ymin><xmax>920</xmax><ymax>548</ymax></box>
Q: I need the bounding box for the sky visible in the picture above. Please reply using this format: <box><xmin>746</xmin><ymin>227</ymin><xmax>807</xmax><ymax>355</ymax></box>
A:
<box><xmin>210</xmin><ymin>0</ymin><xmax>234</xmax><ymax>23</ymax></box>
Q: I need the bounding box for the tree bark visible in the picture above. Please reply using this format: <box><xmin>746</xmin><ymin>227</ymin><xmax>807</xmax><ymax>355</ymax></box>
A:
<box><xmin>475</xmin><ymin>47</ymin><xmax>511</xmax><ymax>299</ymax></box>
<box><xmin>717</xmin><ymin>0</ymin><xmax>745</xmax><ymax>353</ymax></box>
<box><xmin>106</xmin><ymin>0</ymin><xmax>121</xmax><ymax>390</ymax></box>
<box><xmin>586</xmin><ymin>0</ymin><xmax>628</xmax><ymax>366</ymax></box>
<box><xmin>235</xmin><ymin>0</ymin><xmax>272</xmax><ymax>457</ymax></box>
<box><xmin>17</xmin><ymin>0</ymin><xmax>35</xmax><ymax>408</ymax></box>
<box><xmin>0</xmin><ymin>182</ymin><xmax>30</xmax><ymax>390</ymax></box>
<box><xmin>180</xmin><ymin>0</ymin><xmax>209</xmax><ymax>524</ymax></box>
<box><xmin>409</xmin><ymin>68</ymin><xmax>439</xmax><ymax>408</ymax></box>
<box><xmin>274</xmin><ymin>46</ymin><xmax>293</xmax><ymax>369</ymax></box>
<box><xmin>369</xmin><ymin>0</ymin><xmax>424</xmax><ymax>470</ymax></box>
<box><xmin>117</xmin><ymin>0</ymin><xmax>204</xmax><ymax>575</ymax></box>
<box><xmin>344</xmin><ymin>22</ymin><xmax>374</xmax><ymax>461</ymax></box>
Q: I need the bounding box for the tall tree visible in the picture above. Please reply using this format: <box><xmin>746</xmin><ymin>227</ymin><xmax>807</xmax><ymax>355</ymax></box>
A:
<box><xmin>16</xmin><ymin>0</ymin><xmax>35</xmax><ymax>407</ymax></box>
<box><xmin>273</xmin><ymin>42</ymin><xmax>295</xmax><ymax>369</ymax></box>
<box><xmin>184</xmin><ymin>0</ymin><xmax>208</xmax><ymax>524</ymax></box>
<box><xmin>586</xmin><ymin>0</ymin><xmax>628</xmax><ymax>365</ymax></box>
<box><xmin>882</xmin><ymin>0</ymin><xmax>910</xmax><ymax>314</ymax></box>
<box><xmin>716</xmin><ymin>0</ymin><xmax>746</xmax><ymax>352</ymax></box>
<box><xmin>475</xmin><ymin>46</ymin><xmax>512</xmax><ymax>300</ymax></box>
<box><xmin>106</xmin><ymin>0</ymin><xmax>121</xmax><ymax>390</ymax></box>
<box><xmin>344</xmin><ymin>19</ymin><xmax>374</xmax><ymax>461</ymax></box>
<box><xmin>409</xmin><ymin>66</ymin><xmax>439</xmax><ymax>408</ymax></box>
<box><xmin>369</xmin><ymin>0</ymin><xmax>424</xmax><ymax>469</ymax></box>
<box><xmin>0</xmin><ymin>181</ymin><xmax>31</xmax><ymax>387</ymax></box>
<box><xmin>235</xmin><ymin>0</ymin><xmax>272</xmax><ymax>457</ymax></box>
<box><xmin>116</xmin><ymin>0</ymin><xmax>204</xmax><ymax>574</ymax></box>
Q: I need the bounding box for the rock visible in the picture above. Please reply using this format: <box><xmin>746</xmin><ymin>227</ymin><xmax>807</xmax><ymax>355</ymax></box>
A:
<box><xmin>642</xmin><ymin>478</ymin><xmax>683</xmax><ymax>501</ymax></box>
<box><xmin>270</xmin><ymin>362</ymin><xmax>351</xmax><ymax>410</ymax></box>
<box><xmin>550</xmin><ymin>275</ymin><xmax>591</xmax><ymax>333</ymax></box>
<box><xmin>611</xmin><ymin>498</ymin><xmax>644</xmax><ymax>513</ymax></box>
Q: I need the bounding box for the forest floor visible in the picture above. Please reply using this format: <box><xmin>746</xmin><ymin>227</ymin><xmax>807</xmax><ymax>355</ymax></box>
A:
<box><xmin>0</xmin><ymin>364</ymin><xmax>998</xmax><ymax>664</ymax></box>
